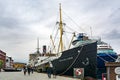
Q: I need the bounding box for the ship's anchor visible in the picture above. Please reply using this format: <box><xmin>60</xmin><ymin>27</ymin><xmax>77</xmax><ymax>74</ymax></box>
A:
<box><xmin>82</xmin><ymin>57</ymin><xmax>89</xmax><ymax>66</ymax></box>
<box><xmin>78</xmin><ymin>50</ymin><xmax>89</xmax><ymax>66</ymax></box>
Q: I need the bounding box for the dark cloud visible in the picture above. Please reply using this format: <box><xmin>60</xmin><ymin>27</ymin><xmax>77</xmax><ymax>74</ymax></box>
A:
<box><xmin>109</xmin><ymin>8</ymin><xmax>120</xmax><ymax>25</ymax></box>
<box><xmin>103</xmin><ymin>29</ymin><xmax>120</xmax><ymax>40</ymax></box>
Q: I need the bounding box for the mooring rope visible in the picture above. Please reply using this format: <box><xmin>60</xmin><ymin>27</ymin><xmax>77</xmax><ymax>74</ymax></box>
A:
<box><xmin>57</xmin><ymin>45</ymin><xmax>84</xmax><ymax>75</ymax></box>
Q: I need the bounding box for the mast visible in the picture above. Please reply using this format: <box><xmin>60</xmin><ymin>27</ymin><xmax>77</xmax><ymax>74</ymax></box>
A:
<box><xmin>50</xmin><ymin>35</ymin><xmax>56</xmax><ymax>52</ymax></box>
<box><xmin>59</xmin><ymin>3</ymin><xmax>63</xmax><ymax>52</ymax></box>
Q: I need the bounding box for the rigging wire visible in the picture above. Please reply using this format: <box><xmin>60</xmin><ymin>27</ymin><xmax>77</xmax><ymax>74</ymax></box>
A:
<box><xmin>49</xmin><ymin>24</ymin><xmax>58</xmax><ymax>53</ymax></box>
<box><xmin>62</xmin><ymin>10</ymin><xmax>88</xmax><ymax>34</ymax></box>
<box><xmin>65</xmin><ymin>25</ymin><xmax>79</xmax><ymax>34</ymax></box>
<box><xmin>49</xmin><ymin>10</ymin><xmax>59</xmax><ymax>52</ymax></box>
<box><xmin>53</xmin><ymin>26</ymin><xmax>59</xmax><ymax>42</ymax></box>
<box><xmin>63</xmin><ymin>25</ymin><xmax>76</xmax><ymax>49</ymax></box>
<box><xmin>51</xmin><ymin>9</ymin><xmax>60</xmax><ymax>38</ymax></box>
<box><xmin>63</xmin><ymin>31</ymin><xmax>68</xmax><ymax>50</ymax></box>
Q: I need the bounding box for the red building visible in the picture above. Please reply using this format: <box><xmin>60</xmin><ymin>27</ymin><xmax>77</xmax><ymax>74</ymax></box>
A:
<box><xmin>0</xmin><ymin>50</ymin><xmax>6</xmax><ymax>68</ymax></box>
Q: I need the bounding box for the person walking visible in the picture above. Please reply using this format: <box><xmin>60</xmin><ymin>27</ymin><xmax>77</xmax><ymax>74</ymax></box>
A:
<box><xmin>31</xmin><ymin>66</ymin><xmax>34</xmax><ymax>74</ymax></box>
<box><xmin>27</xmin><ymin>65</ymin><xmax>31</xmax><ymax>75</ymax></box>
<box><xmin>47</xmin><ymin>67</ymin><xmax>52</xmax><ymax>78</ymax></box>
<box><xmin>52</xmin><ymin>67</ymin><xmax>56</xmax><ymax>78</ymax></box>
<box><xmin>23</xmin><ymin>66</ymin><xmax>27</xmax><ymax>75</ymax></box>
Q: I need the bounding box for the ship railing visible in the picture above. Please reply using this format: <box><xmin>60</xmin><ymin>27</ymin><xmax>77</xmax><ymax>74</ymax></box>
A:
<box><xmin>105</xmin><ymin>53</ymin><xmax>117</xmax><ymax>61</ymax></box>
<box><xmin>97</xmin><ymin>56</ymin><xmax>108</xmax><ymax>62</ymax></box>
<box><xmin>75</xmin><ymin>40</ymin><xmax>96</xmax><ymax>47</ymax></box>
<box><xmin>35</xmin><ymin>56</ymin><xmax>58</xmax><ymax>67</ymax></box>
<box><xmin>97</xmin><ymin>54</ymin><xmax>117</xmax><ymax>63</ymax></box>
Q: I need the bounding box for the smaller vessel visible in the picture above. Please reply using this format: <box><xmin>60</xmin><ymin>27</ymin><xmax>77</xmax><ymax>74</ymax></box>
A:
<box><xmin>97</xmin><ymin>39</ymin><xmax>118</xmax><ymax>79</ymax></box>
<box><xmin>97</xmin><ymin>39</ymin><xmax>118</xmax><ymax>68</ymax></box>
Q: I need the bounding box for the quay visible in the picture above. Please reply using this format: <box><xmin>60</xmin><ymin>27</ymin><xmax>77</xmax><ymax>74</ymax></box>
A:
<box><xmin>0</xmin><ymin>71</ymin><xmax>79</xmax><ymax>80</ymax></box>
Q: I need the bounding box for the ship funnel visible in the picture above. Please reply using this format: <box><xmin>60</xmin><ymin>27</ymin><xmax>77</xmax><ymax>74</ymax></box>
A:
<box><xmin>43</xmin><ymin>45</ymin><xmax>46</xmax><ymax>53</ymax></box>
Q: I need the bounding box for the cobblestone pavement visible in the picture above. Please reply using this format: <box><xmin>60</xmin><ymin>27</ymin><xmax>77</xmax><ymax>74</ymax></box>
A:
<box><xmin>0</xmin><ymin>71</ymin><xmax>79</xmax><ymax>80</ymax></box>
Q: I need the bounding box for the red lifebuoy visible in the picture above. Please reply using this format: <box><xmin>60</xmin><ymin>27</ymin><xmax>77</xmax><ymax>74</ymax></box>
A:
<box><xmin>75</xmin><ymin>69</ymin><xmax>82</xmax><ymax>75</ymax></box>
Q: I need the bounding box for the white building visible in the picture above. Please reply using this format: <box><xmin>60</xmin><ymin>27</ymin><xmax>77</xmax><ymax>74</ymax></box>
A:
<box><xmin>5</xmin><ymin>56</ymin><xmax>14</xmax><ymax>68</ymax></box>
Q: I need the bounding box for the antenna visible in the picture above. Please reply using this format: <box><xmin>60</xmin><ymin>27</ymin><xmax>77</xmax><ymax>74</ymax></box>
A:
<box><xmin>90</xmin><ymin>26</ymin><xmax>93</xmax><ymax>38</ymax></box>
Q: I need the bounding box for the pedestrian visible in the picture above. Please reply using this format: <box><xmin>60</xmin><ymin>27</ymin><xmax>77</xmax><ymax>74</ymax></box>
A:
<box><xmin>52</xmin><ymin>67</ymin><xmax>56</xmax><ymax>78</ymax></box>
<box><xmin>47</xmin><ymin>67</ymin><xmax>52</xmax><ymax>78</ymax></box>
<box><xmin>23</xmin><ymin>66</ymin><xmax>27</xmax><ymax>75</ymax></box>
<box><xmin>31</xmin><ymin>66</ymin><xmax>34</xmax><ymax>74</ymax></box>
<box><xmin>27</xmin><ymin>65</ymin><xmax>31</xmax><ymax>75</ymax></box>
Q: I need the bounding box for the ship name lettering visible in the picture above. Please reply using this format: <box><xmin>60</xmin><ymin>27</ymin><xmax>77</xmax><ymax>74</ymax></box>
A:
<box><xmin>59</xmin><ymin>57</ymin><xmax>73</xmax><ymax>62</ymax></box>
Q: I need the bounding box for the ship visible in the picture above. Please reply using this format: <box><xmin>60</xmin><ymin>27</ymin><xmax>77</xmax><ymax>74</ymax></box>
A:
<box><xmin>96</xmin><ymin>39</ymin><xmax>118</xmax><ymax>79</ymax></box>
<box><xmin>97</xmin><ymin>39</ymin><xmax>118</xmax><ymax>68</ymax></box>
<box><xmin>34</xmin><ymin>4</ymin><xmax>97</xmax><ymax>79</ymax></box>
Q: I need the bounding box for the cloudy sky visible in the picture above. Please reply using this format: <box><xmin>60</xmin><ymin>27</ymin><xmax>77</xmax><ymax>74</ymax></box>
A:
<box><xmin>0</xmin><ymin>0</ymin><xmax>120</xmax><ymax>63</ymax></box>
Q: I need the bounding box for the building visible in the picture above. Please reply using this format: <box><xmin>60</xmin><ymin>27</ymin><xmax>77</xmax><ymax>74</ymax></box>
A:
<box><xmin>105</xmin><ymin>62</ymin><xmax>120</xmax><ymax>80</ymax></box>
<box><xmin>13</xmin><ymin>62</ymin><xmax>26</xmax><ymax>69</ymax></box>
<box><xmin>5</xmin><ymin>56</ymin><xmax>14</xmax><ymax>68</ymax></box>
<box><xmin>0</xmin><ymin>50</ymin><xmax>6</xmax><ymax>68</ymax></box>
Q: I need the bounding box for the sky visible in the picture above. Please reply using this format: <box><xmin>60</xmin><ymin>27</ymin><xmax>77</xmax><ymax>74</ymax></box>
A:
<box><xmin>0</xmin><ymin>0</ymin><xmax>120</xmax><ymax>63</ymax></box>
